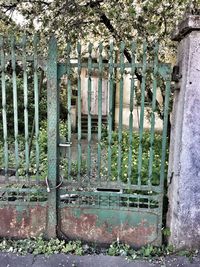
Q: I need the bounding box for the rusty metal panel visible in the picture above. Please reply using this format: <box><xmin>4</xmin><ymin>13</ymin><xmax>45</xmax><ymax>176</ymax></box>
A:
<box><xmin>0</xmin><ymin>204</ymin><xmax>47</xmax><ymax>238</ymax></box>
<box><xmin>60</xmin><ymin>207</ymin><xmax>159</xmax><ymax>247</ymax></box>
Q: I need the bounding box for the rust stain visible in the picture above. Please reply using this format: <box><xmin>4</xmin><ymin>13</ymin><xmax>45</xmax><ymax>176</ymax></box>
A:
<box><xmin>60</xmin><ymin>208</ymin><xmax>158</xmax><ymax>247</ymax></box>
<box><xmin>0</xmin><ymin>204</ymin><xmax>158</xmax><ymax>246</ymax></box>
<box><xmin>0</xmin><ymin>205</ymin><xmax>47</xmax><ymax>238</ymax></box>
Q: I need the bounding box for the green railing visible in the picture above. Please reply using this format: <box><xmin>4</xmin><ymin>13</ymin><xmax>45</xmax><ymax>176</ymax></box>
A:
<box><xmin>56</xmin><ymin>40</ymin><xmax>171</xmax><ymax>192</ymax></box>
<box><xmin>56</xmin><ymin>38</ymin><xmax>171</xmax><ymax>245</ymax></box>
<box><xmin>0</xmin><ymin>35</ymin><xmax>171</xmax><ymax>245</ymax></box>
<box><xmin>0</xmin><ymin>35</ymin><xmax>42</xmax><ymax>182</ymax></box>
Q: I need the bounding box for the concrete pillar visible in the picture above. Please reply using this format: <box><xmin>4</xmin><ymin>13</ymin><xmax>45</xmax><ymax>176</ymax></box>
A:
<box><xmin>167</xmin><ymin>15</ymin><xmax>200</xmax><ymax>248</ymax></box>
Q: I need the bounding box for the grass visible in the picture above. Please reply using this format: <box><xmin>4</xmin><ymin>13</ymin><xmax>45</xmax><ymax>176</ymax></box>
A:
<box><xmin>100</xmin><ymin>129</ymin><xmax>167</xmax><ymax>185</ymax></box>
<box><xmin>0</xmin><ymin>122</ymin><xmax>168</xmax><ymax>189</ymax></box>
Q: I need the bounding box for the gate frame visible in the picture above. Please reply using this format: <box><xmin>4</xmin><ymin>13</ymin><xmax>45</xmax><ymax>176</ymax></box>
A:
<box><xmin>46</xmin><ymin>36</ymin><xmax>59</xmax><ymax>238</ymax></box>
<box><xmin>45</xmin><ymin>38</ymin><xmax>172</xmax><ymax>245</ymax></box>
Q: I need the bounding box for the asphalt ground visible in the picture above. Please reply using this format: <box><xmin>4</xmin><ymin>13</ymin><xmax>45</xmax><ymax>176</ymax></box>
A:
<box><xmin>1</xmin><ymin>252</ymin><xmax>200</xmax><ymax>267</ymax></box>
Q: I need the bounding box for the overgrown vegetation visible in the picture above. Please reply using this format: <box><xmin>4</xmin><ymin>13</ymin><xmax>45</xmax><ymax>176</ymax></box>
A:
<box><xmin>1</xmin><ymin>0</ymin><xmax>198</xmax><ymax>132</ymax></box>
<box><xmin>1</xmin><ymin>0</ymin><xmax>198</xmax><ymax>61</ymax></box>
<box><xmin>0</xmin><ymin>236</ymin><xmax>83</xmax><ymax>256</ymax></box>
<box><xmin>107</xmin><ymin>240</ymin><xmax>174</xmax><ymax>258</ymax></box>
<box><xmin>0</xmin><ymin>235</ymin><xmax>198</xmax><ymax>261</ymax></box>
<box><xmin>0</xmin><ymin>71</ymin><xmax>47</xmax><ymax>136</ymax></box>
<box><xmin>101</xmin><ymin>130</ymin><xmax>166</xmax><ymax>185</ymax></box>
<box><xmin>0</xmin><ymin>125</ymin><xmax>166</xmax><ymax>187</ymax></box>
<box><xmin>0</xmin><ymin>120</ymin><xmax>67</xmax><ymax>179</ymax></box>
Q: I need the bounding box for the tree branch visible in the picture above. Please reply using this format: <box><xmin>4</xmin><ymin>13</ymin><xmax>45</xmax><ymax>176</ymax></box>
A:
<box><xmin>88</xmin><ymin>0</ymin><xmax>164</xmax><ymax>119</ymax></box>
<box><xmin>98</xmin><ymin>12</ymin><xmax>142</xmax><ymax>82</ymax></box>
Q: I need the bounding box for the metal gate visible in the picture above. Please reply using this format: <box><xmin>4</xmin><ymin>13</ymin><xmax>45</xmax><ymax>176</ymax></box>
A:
<box><xmin>0</xmin><ymin>35</ymin><xmax>171</xmax><ymax>247</ymax></box>
<box><xmin>48</xmin><ymin>37</ymin><xmax>171</xmax><ymax>246</ymax></box>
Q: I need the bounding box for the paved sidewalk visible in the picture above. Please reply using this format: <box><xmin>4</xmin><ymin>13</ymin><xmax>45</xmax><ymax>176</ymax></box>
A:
<box><xmin>1</xmin><ymin>252</ymin><xmax>200</xmax><ymax>267</ymax></box>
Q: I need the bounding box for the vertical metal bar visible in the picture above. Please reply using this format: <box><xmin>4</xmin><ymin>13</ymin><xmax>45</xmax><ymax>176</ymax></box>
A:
<box><xmin>66</xmin><ymin>43</ymin><xmax>72</xmax><ymax>180</ymax></box>
<box><xmin>47</xmin><ymin>36</ymin><xmax>58</xmax><ymax>238</ymax></box>
<box><xmin>137</xmin><ymin>41</ymin><xmax>147</xmax><ymax>187</ymax></box>
<box><xmin>107</xmin><ymin>42</ymin><xmax>114</xmax><ymax>179</ymax></box>
<box><xmin>87</xmin><ymin>43</ymin><xmax>92</xmax><ymax>178</ymax></box>
<box><xmin>148</xmin><ymin>43</ymin><xmax>159</xmax><ymax>187</ymax></box>
<box><xmin>11</xmin><ymin>35</ymin><xmax>19</xmax><ymax>179</ymax></box>
<box><xmin>0</xmin><ymin>37</ymin><xmax>8</xmax><ymax>179</ymax></box>
<box><xmin>127</xmin><ymin>42</ymin><xmax>136</xmax><ymax>186</ymax></box>
<box><xmin>22</xmin><ymin>35</ymin><xmax>29</xmax><ymax>180</ymax></box>
<box><xmin>97</xmin><ymin>43</ymin><xmax>103</xmax><ymax>181</ymax></box>
<box><xmin>160</xmin><ymin>73</ymin><xmax>171</xmax><ymax>189</ymax></box>
<box><xmin>117</xmin><ymin>42</ymin><xmax>125</xmax><ymax>183</ymax></box>
<box><xmin>77</xmin><ymin>43</ymin><xmax>82</xmax><ymax>181</ymax></box>
<box><xmin>33</xmin><ymin>35</ymin><xmax>40</xmax><ymax>181</ymax></box>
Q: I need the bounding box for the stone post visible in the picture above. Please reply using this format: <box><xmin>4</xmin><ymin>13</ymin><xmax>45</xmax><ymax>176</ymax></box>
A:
<box><xmin>167</xmin><ymin>15</ymin><xmax>200</xmax><ymax>248</ymax></box>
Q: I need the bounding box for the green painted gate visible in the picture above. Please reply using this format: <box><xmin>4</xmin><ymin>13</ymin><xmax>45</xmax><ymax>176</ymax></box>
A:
<box><xmin>47</xmin><ymin>37</ymin><xmax>171</xmax><ymax>246</ymax></box>
<box><xmin>0</xmin><ymin>35</ymin><xmax>171</xmax><ymax>246</ymax></box>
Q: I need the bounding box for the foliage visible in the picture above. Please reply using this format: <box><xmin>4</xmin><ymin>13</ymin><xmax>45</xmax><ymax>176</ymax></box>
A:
<box><xmin>101</xmin><ymin>130</ymin><xmax>167</xmax><ymax>185</ymax></box>
<box><xmin>0</xmin><ymin>11</ymin><xmax>20</xmax><ymax>34</ymax></box>
<box><xmin>0</xmin><ymin>0</ymin><xmax>197</xmax><ymax>61</ymax></box>
<box><xmin>108</xmin><ymin>241</ymin><xmax>133</xmax><ymax>257</ymax></box>
<box><xmin>0</xmin><ymin>0</ymin><xmax>198</xmax><ymax>138</ymax></box>
<box><xmin>0</xmin><ymin>72</ymin><xmax>47</xmax><ymax>136</ymax></box>
<box><xmin>0</xmin><ymin>120</ymin><xmax>69</xmax><ymax>177</ymax></box>
<box><xmin>58</xmin><ymin>128</ymin><xmax>166</xmax><ymax>186</ymax></box>
<box><xmin>162</xmin><ymin>227</ymin><xmax>171</xmax><ymax>238</ymax></box>
<box><xmin>108</xmin><ymin>240</ymin><xmax>175</xmax><ymax>259</ymax></box>
<box><xmin>0</xmin><ymin>124</ymin><xmax>167</xmax><ymax>187</ymax></box>
<box><xmin>0</xmin><ymin>235</ymin><xmax>83</xmax><ymax>256</ymax></box>
<box><xmin>0</xmin><ymin>235</ymin><xmax>197</xmax><ymax>261</ymax></box>
<box><xmin>60</xmin><ymin>158</ymin><xmax>87</xmax><ymax>178</ymax></box>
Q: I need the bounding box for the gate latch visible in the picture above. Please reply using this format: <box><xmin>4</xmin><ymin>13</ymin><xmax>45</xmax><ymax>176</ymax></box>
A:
<box><xmin>59</xmin><ymin>142</ymin><xmax>72</xmax><ymax>147</ymax></box>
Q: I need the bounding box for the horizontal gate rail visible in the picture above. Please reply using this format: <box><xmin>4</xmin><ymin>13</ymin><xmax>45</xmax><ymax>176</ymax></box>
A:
<box><xmin>57</xmin><ymin>62</ymin><xmax>171</xmax><ymax>79</ymax></box>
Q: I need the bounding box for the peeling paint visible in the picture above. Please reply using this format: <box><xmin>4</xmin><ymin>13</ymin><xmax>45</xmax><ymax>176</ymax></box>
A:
<box><xmin>60</xmin><ymin>207</ymin><xmax>158</xmax><ymax>247</ymax></box>
<box><xmin>0</xmin><ymin>204</ymin><xmax>47</xmax><ymax>238</ymax></box>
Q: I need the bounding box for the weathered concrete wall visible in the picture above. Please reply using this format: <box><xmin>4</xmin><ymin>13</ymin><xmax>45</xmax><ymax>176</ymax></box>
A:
<box><xmin>114</xmin><ymin>71</ymin><xmax>163</xmax><ymax>131</ymax></box>
<box><xmin>114</xmin><ymin>106</ymin><xmax>163</xmax><ymax>131</ymax></box>
<box><xmin>167</xmin><ymin>15</ymin><xmax>200</xmax><ymax>248</ymax></box>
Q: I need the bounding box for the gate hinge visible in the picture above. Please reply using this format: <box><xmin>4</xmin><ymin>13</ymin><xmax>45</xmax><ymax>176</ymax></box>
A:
<box><xmin>172</xmin><ymin>65</ymin><xmax>182</xmax><ymax>82</ymax></box>
<box><xmin>171</xmin><ymin>65</ymin><xmax>182</xmax><ymax>93</ymax></box>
